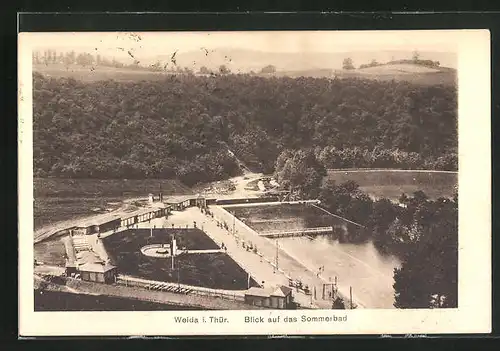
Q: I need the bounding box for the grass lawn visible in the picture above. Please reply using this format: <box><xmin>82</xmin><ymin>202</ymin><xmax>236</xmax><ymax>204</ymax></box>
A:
<box><xmin>326</xmin><ymin>170</ymin><xmax>457</xmax><ymax>201</ymax></box>
<box><xmin>34</xmin><ymin>64</ymin><xmax>169</xmax><ymax>82</ymax></box>
<box><xmin>102</xmin><ymin>228</ymin><xmax>258</xmax><ymax>290</ymax></box>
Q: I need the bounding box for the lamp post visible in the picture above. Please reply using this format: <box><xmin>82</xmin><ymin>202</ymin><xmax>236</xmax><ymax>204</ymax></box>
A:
<box><xmin>232</xmin><ymin>211</ymin><xmax>235</xmax><ymax>235</ymax></box>
<box><xmin>274</xmin><ymin>239</ymin><xmax>279</xmax><ymax>273</ymax></box>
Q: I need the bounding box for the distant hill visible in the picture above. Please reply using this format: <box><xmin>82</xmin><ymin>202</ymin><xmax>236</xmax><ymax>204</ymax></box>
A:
<box><xmin>333</xmin><ymin>62</ymin><xmax>457</xmax><ymax>86</ymax></box>
<box><xmin>33</xmin><ymin>60</ymin><xmax>456</xmax><ymax>86</ymax></box>
<box><xmin>150</xmin><ymin>48</ymin><xmax>456</xmax><ymax>74</ymax></box>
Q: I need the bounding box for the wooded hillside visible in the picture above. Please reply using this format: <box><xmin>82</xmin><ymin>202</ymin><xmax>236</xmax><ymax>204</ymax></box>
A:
<box><xmin>33</xmin><ymin>72</ymin><xmax>457</xmax><ymax>184</ymax></box>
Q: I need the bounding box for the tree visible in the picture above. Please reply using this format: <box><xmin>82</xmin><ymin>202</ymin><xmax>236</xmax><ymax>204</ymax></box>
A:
<box><xmin>219</xmin><ymin>65</ymin><xmax>230</xmax><ymax>74</ymax></box>
<box><xmin>342</xmin><ymin>57</ymin><xmax>355</xmax><ymax>70</ymax></box>
<box><xmin>274</xmin><ymin>149</ymin><xmax>326</xmax><ymax>199</ymax></box>
<box><xmin>32</xmin><ymin>51</ymin><xmax>40</xmax><ymax>65</ymax></box>
<box><xmin>199</xmin><ymin>66</ymin><xmax>210</xmax><ymax>74</ymax></box>
<box><xmin>412</xmin><ymin>50</ymin><xmax>420</xmax><ymax>62</ymax></box>
<box><xmin>76</xmin><ymin>53</ymin><xmax>93</xmax><ymax>67</ymax></box>
<box><xmin>393</xmin><ymin>198</ymin><xmax>458</xmax><ymax>309</ymax></box>
<box><xmin>64</xmin><ymin>51</ymin><xmax>76</xmax><ymax>65</ymax></box>
<box><xmin>150</xmin><ymin>60</ymin><xmax>162</xmax><ymax>72</ymax></box>
<box><xmin>260</xmin><ymin>65</ymin><xmax>276</xmax><ymax>74</ymax></box>
<box><xmin>369</xmin><ymin>198</ymin><xmax>398</xmax><ymax>244</ymax></box>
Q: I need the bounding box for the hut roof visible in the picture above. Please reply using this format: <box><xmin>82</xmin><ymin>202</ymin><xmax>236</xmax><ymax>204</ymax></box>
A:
<box><xmin>78</xmin><ymin>262</ymin><xmax>116</xmax><ymax>273</ymax></box>
<box><xmin>271</xmin><ymin>285</ymin><xmax>292</xmax><ymax>297</ymax></box>
<box><xmin>245</xmin><ymin>287</ymin><xmax>272</xmax><ymax>298</ymax></box>
<box><xmin>76</xmin><ymin>251</ymin><xmax>104</xmax><ymax>266</ymax></box>
<box><xmin>165</xmin><ymin>195</ymin><xmax>198</xmax><ymax>204</ymax></box>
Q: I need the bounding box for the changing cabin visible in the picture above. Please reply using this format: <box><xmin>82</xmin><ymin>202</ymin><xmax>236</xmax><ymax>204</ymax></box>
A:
<box><xmin>244</xmin><ymin>285</ymin><xmax>294</xmax><ymax>309</ymax></box>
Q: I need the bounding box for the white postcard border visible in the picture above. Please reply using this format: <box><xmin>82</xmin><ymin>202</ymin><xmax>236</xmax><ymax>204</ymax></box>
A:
<box><xmin>18</xmin><ymin>29</ymin><xmax>491</xmax><ymax>336</ymax></box>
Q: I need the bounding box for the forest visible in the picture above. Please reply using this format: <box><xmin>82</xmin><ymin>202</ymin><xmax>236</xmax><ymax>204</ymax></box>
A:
<box><xmin>273</xmin><ymin>149</ymin><xmax>458</xmax><ymax>309</ymax></box>
<box><xmin>33</xmin><ymin>71</ymin><xmax>457</xmax><ymax>185</ymax></box>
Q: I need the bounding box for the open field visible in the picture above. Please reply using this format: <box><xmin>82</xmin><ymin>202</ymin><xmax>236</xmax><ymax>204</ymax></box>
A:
<box><xmin>34</xmin><ymin>64</ymin><xmax>169</xmax><ymax>82</ymax></box>
<box><xmin>102</xmin><ymin>228</ymin><xmax>258</xmax><ymax>290</ymax></box>
<box><xmin>34</xmin><ymin>178</ymin><xmax>192</xmax><ymax>229</ymax></box>
<box><xmin>33</xmin><ymin>237</ymin><xmax>66</xmax><ymax>266</ymax></box>
<box><xmin>326</xmin><ymin>169</ymin><xmax>458</xmax><ymax>201</ymax></box>
<box><xmin>333</xmin><ymin>65</ymin><xmax>456</xmax><ymax>86</ymax></box>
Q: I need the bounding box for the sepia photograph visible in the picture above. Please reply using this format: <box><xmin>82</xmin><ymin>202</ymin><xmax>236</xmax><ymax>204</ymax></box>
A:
<box><xmin>18</xmin><ymin>29</ymin><xmax>491</xmax><ymax>336</ymax></box>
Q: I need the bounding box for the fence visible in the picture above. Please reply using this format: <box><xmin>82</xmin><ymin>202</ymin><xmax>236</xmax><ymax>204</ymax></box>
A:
<box><xmin>116</xmin><ymin>275</ymin><xmax>246</xmax><ymax>302</ymax></box>
<box><xmin>215</xmin><ymin>196</ymin><xmax>280</xmax><ymax>206</ymax></box>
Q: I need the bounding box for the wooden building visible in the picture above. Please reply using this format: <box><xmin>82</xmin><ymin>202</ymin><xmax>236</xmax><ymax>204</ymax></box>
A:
<box><xmin>94</xmin><ymin>217</ymin><xmax>121</xmax><ymax>233</ymax></box>
<box><xmin>136</xmin><ymin>208</ymin><xmax>156</xmax><ymax>222</ymax></box>
<box><xmin>166</xmin><ymin>195</ymin><xmax>206</xmax><ymax>211</ymax></box>
<box><xmin>244</xmin><ymin>285</ymin><xmax>294</xmax><ymax>309</ymax></box>
<box><xmin>121</xmin><ymin>215</ymin><xmax>137</xmax><ymax>228</ymax></box>
<box><xmin>78</xmin><ymin>262</ymin><xmax>117</xmax><ymax>284</ymax></box>
<box><xmin>72</xmin><ymin>226</ymin><xmax>95</xmax><ymax>236</ymax></box>
<box><xmin>166</xmin><ymin>196</ymin><xmax>192</xmax><ymax>211</ymax></box>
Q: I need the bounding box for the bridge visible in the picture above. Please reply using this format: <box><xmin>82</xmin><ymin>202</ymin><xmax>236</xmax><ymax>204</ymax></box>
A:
<box><xmin>259</xmin><ymin>226</ymin><xmax>334</xmax><ymax>238</ymax></box>
<box><xmin>310</xmin><ymin>204</ymin><xmax>365</xmax><ymax>228</ymax></box>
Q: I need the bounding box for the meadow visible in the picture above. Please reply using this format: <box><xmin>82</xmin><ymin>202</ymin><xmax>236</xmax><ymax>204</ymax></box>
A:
<box><xmin>34</xmin><ymin>64</ymin><xmax>168</xmax><ymax>82</ymax></box>
<box><xmin>326</xmin><ymin>169</ymin><xmax>458</xmax><ymax>201</ymax></box>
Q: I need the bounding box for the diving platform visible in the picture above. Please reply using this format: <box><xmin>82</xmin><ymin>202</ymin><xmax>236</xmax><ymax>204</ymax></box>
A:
<box><xmin>259</xmin><ymin>226</ymin><xmax>334</xmax><ymax>239</ymax></box>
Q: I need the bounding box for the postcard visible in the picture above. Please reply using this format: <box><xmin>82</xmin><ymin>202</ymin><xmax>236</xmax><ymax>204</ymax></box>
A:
<box><xmin>18</xmin><ymin>29</ymin><xmax>491</xmax><ymax>336</ymax></box>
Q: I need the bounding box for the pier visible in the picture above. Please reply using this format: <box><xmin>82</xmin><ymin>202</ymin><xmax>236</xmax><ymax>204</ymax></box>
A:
<box><xmin>259</xmin><ymin>226</ymin><xmax>334</xmax><ymax>238</ymax></box>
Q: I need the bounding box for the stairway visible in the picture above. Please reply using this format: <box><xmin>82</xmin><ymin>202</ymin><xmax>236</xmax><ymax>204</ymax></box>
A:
<box><xmin>72</xmin><ymin>235</ymin><xmax>91</xmax><ymax>252</ymax></box>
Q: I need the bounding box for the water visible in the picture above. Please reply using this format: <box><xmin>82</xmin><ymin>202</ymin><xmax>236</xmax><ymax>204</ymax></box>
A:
<box><xmin>231</xmin><ymin>204</ymin><xmax>401</xmax><ymax>309</ymax></box>
<box><xmin>279</xmin><ymin>236</ymin><xmax>400</xmax><ymax>308</ymax></box>
<box><xmin>230</xmin><ymin>204</ymin><xmax>356</xmax><ymax>233</ymax></box>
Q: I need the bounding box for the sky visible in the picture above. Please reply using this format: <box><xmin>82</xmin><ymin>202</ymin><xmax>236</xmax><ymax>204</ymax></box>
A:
<box><xmin>25</xmin><ymin>30</ymin><xmax>459</xmax><ymax>57</ymax></box>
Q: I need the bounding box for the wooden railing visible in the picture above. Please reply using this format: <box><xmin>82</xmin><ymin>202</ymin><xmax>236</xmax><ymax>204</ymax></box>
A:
<box><xmin>116</xmin><ymin>275</ymin><xmax>246</xmax><ymax>302</ymax></box>
<box><xmin>259</xmin><ymin>226</ymin><xmax>334</xmax><ymax>238</ymax></box>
